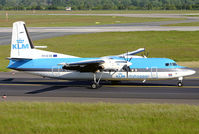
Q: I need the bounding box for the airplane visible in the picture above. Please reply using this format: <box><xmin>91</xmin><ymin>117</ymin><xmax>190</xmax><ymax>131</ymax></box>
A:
<box><xmin>7</xmin><ymin>21</ymin><xmax>196</xmax><ymax>89</ymax></box>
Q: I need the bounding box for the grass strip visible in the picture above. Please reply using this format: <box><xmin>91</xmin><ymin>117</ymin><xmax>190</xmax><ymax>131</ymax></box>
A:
<box><xmin>177</xmin><ymin>61</ymin><xmax>199</xmax><ymax>68</ymax></box>
<box><xmin>0</xmin><ymin>102</ymin><xmax>199</xmax><ymax>134</ymax></box>
<box><xmin>0</xmin><ymin>14</ymin><xmax>184</xmax><ymax>27</ymax></box>
<box><xmin>34</xmin><ymin>31</ymin><xmax>199</xmax><ymax>61</ymax></box>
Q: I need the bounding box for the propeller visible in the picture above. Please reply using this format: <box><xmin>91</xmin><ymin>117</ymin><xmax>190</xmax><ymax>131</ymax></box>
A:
<box><xmin>123</xmin><ymin>51</ymin><xmax>133</xmax><ymax>78</ymax></box>
<box><xmin>142</xmin><ymin>49</ymin><xmax>149</xmax><ymax>58</ymax></box>
<box><xmin>123</xmin><ymin>51</ymin><xmax>127</xmax><ymax>61</ymax></box>
<box><xmin>145</xmin><ymin>51</ymin><xmax>149</xmax><ymax>57</ymax></box>
<box><xmin>128</xmin><ymin>57</ymin><xmax>132</xmax><ymax>62</ymax></box>
<box><xmin>122</xmin><ymin>65</ymin><xmax>131</xmax><ymax>78</ymax></box>
<box><xmin>124</xmin><ymin>51</ymin><xmax>132</xmax><ymax>62</ymax></box>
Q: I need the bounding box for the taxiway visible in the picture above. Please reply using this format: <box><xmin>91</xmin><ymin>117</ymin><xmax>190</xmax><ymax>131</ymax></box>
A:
<box><xmin>0</xmin><ymin>72</ymin><xmax>198</xmax><ymax>104</ymax></box>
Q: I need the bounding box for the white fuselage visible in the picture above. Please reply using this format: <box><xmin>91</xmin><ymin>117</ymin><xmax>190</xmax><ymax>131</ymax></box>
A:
<box><xmin>28</xmin><ymin>67</ymin><xmax>195</xmax><ymax>81</ymax></box>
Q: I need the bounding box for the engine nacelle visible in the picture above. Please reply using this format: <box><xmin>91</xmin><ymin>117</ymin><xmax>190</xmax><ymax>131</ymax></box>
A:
<box><xmin>100</xmin><ymin>59</ymin><xmax>132</xmax><ymax>72</ymax></box>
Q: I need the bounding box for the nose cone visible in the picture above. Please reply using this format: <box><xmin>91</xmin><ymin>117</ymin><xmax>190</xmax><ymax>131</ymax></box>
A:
<box><xmin>184</xmin><ymin>68</ymin><xmax>196</xmax><ymax>76</ymax></box>
<box><xmin>189</xmin><ymin>69</ymin><xmax>196</xmax><ymax>76</ymax></box>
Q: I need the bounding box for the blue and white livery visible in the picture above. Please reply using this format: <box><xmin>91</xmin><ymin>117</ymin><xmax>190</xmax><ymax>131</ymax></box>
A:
<box><xmin>7</xmin><ymin>21</ymin><xmax>196</xmax><ymax>88</ymax></box>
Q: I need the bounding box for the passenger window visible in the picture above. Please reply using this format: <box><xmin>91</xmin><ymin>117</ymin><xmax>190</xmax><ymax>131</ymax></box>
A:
<box><xmin>165</xmin><ymin>63</ymin><xmax>169</xmax><ymax>66</ymax></box>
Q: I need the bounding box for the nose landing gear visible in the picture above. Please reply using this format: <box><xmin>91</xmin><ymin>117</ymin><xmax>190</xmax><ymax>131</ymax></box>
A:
<box><xmin>177</xmin><ymin>81</ymin><xmax>183</xmax><ymax>87</ymax></box>
<box><xmin>177</xmin><ymin>77</ymin><xmax>183</xmax><ymax>87</ymax></box>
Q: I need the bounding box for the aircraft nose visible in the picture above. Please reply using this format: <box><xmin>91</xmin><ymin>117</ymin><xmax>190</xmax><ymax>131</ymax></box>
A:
<box><xmin>185</xmin><ymin>68</ymin><xmax>196</xmax><ymax>76</ymax></box>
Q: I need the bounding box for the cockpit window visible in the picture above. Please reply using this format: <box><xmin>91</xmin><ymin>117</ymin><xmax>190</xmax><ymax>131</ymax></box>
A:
<box><xmin>171</xmin><ymin>63</ymin><xmax>177</xmax><ymax>66</ymax></box>
<box><xmin>165</xmin><ymin>63</ymin><xmax>178</xmax><ymax>66</ymax></box>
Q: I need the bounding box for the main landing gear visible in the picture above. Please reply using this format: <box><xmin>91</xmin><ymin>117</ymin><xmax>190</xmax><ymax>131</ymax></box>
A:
<box><xmin>177</xmin><ymin>77</ymin><xmax>183</xmax><ymax>87</ymax></box>
<box><xmin>91</xmin><ymin>82</ymin><xmax>100</xmax><ymax>89</ymax></box>
<box><xmin>90</xmin><ymin>72</ymin><xmax>103</xmax><ymax>89</ymax></box>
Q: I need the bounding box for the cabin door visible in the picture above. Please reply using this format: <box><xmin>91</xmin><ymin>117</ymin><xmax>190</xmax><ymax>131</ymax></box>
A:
<box><xmin>52</xmin><ymin>66</ymin><xmax>62</xmax><ymax>77</ymax></box>
<box><xmin>151</xmin><ymin>67</ymin><xmax>158</xmax><ymax>78</ymax></box>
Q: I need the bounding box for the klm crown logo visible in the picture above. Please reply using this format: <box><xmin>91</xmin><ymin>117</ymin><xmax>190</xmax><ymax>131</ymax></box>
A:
<box><xmin>17</xmin><ymin>39</ymin><xmax>24</xmax><ymax>44</ymax></box>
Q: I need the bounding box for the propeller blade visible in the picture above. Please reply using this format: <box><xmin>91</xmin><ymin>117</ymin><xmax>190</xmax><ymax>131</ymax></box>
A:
<box><xmin>128</xmin><ymin>57</ymin><xmax>132</xmax><ymax>62</ymax></box>
<box><xmin>122</xmin><ymin>65</ymin><xmax>131</xmax><ymax>78</ymax></box>
<box><xmin>146</xmin><ymin>52</ymin><xmax>149</xmax><ymax>57</ymax></box>
<box><xmin>126</xmin><ymin>51</ymin><xmax>128</xmax><ymax>61</ymax></box>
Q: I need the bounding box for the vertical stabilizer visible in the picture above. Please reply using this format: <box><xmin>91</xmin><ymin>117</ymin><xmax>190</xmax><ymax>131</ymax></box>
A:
<box><xmin>10</xmin><ymin>21</ymin><xmax>78</xmax><ymax>59</ymax></box>
<box><xmin>11</xmin><ymin>21</ymin><xmax>34</xmax><ymax>58</ymax></box>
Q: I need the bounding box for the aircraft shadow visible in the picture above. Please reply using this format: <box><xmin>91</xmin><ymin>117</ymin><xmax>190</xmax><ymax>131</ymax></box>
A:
<box><xmin>26</xmin><ymin>86</ymin><xmax>66</xmax><ymax>94</ymax></box>
<box><xmin>1</xmin><ymin>79</ymin><xmax>176</xmax><ymax>87</ymax></box>
<box><xmin>25</xmin><ymin>81</ymin><xmax>90</xmax><ymax>94</ymax></box>
<box><xmin>1</xmin><ymin>78</ymin><xmax>14</xmax><ymax>81</ymax></box>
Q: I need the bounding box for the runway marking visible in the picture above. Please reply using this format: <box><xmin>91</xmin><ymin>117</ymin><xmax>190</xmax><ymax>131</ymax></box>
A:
<box><xmin>185</xmin><ymin>77</ymin><xmax>199</xmax><ymax>79</ymax></box>
<box><xmin>0</xmin><ymin>83</ymin><xmax>199</xmax><ymax>88</ymax></box>
<box><xmin>105</xmin><ymin>85</ymin><xmax>199</xmax><ymax>88</ymax></box>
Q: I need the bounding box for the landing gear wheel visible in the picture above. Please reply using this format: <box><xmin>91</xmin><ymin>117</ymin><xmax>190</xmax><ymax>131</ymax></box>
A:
<box><xmin>177</xmin><ymin>82</ymin><xmax>183</xmax><ymax>87</ymax></box>
<box><xmin>91</xmin><ymin>83</ymin><xmax>99</xmax><ymax>89</ymax></box>
<box><xmin>90</xmin><ymin>72</ymin><xmax>103</xmax><ymax>89</ymax></box>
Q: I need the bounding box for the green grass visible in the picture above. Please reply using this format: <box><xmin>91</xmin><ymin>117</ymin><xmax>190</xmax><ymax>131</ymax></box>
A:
<box><xmin>185</xmin><ymin>15</ymin><xmax>199</xmax><ymax>17</ymax></box>
<box><xmin>1</xmin><ymin>10</ymin><xmax>199</xmax><ymax>14</ymax></box>
<box><xmin>0</xmin><ymin>45</ymin><xmax>10</xmax><ymax>72</ymax></box>
<box><xmin>2</xmin><ymin>31</ymin><xmax>199</xmax><ymax>72</ymax></box>
<box><xmin>178</xmin><ymin>61</ymin><xmax>199</xmax><ymax>68</ymax></box>
<box><xmin>0</xmin><ymin>102</ymin><xmax>199</xmax><ymax>134</ymax></box>
<box><xmin>0</xmin><ymin>14</ymin><xmax>183</xmax><ymax>27</ymax></box>
<box><xmin>34</xmin><ymin>31</ymin><xmax>199</xmax><ymax>60</ymax></box>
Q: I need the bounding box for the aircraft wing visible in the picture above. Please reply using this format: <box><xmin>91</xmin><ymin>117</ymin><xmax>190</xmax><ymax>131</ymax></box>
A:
<box><xmin>60</xmin><ymin>59</ymin><xmax>105</xmax><ymax>72</ymax></box>
<box><xmin>118</xmin><ymin>48</ymin><xmax>145</xmax><ymax>56</ymax></box>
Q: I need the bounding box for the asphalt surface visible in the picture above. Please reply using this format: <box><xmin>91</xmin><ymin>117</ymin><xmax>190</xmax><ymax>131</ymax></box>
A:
<box><xmin>0</xmin><ymin>72</ymin><xmax>198</xmax><ymax>104</ymax></box>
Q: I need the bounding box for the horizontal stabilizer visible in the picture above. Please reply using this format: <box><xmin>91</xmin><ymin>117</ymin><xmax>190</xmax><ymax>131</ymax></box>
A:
<box><xmin>6</xmin><ymin>57</ymin><xmax>32</xmax><ymax>60</ymax></box>
<box><xmin>34</xmin><ymin>46</ymin><xmax>47</xmax><ymax>49</ymax></box>
<box><xmin>119</xmin><ymin>48</ymin><xmax>145</xmax><ymax>56</ymax></box>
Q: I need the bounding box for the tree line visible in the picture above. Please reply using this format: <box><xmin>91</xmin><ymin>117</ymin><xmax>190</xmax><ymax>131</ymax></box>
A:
<box><xmin>0</xmin><ymin>0</ymin><xmax>199</xmax><ymax>10</ymax></box>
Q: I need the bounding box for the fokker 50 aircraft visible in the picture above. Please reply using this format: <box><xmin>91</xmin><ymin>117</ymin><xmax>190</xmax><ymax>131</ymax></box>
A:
<box><xmin>7</xmin><ymin>21</ymin><xmax>196</xmax><ymax>88</ymax></box>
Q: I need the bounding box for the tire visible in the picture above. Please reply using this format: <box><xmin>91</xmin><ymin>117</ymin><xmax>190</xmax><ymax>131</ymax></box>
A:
<box><xmin>91</xmin><ymin>83</ymin><xmax>99</xmax><ymax>89</ymax></box>
<box><xmin>177</xmin><ymin>82</ymin><xmax>183</xmax><ymax>87</ymax></box>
